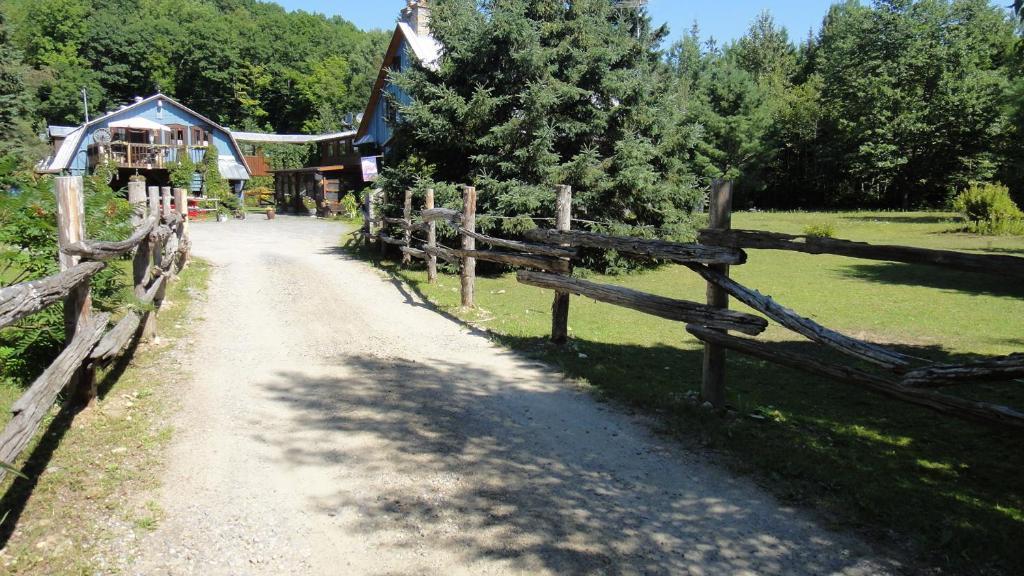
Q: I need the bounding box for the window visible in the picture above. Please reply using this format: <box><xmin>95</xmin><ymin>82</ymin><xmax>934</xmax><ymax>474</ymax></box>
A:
<box><xmin>191</xmin><ymin>127</ymin><xmax>208</xmax><ymax>146</ymax></box>
<box><xmin>166</xmin><ymin>124</ymin><xmax>186</xmax><ymax>146</ymax></box>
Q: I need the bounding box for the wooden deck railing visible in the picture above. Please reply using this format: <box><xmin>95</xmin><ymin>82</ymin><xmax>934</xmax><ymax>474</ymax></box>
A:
<box><xmin>357</xmin><ymin>181</ymin><xmax>1024</xmax><ymax>431</ymax></box>
<box><xmin>0</xmin><ymin>177</ymin><xmax>191</xmax><ymax>481</ymax></box>
<box><xmin>88</xmin><ymin>143</ymin><xmax>205</xmax><ymax>170</ymax></box>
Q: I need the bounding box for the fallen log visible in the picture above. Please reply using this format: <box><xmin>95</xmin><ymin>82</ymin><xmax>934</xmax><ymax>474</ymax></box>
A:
<box><xmin>524</xmin><ymin>229</ymin><xmax>746</xmax><ymax>265</ymax></box>
<box><xmin>0</xmin><ymin>312</ymin><xmax>110</xmax><ymax>481</ymax></box>
<box><xmin>63</xmin><ymin>217</ymin><xmax>158</xmax><ymax>261</ymax></box>
<box><xmin>0</xmin><ymin>261</ymin><xmax>106</xmax><ymax>330</ymax></box>
<box><xmin>686</xmin><ymin>325</ymin><xmax>1024</xmax><ymax>430</ymax></box>
<box><xmin>517</xmin><ymin>271</ymin><xmax>768</xmax><ymax>335</ymax></box>
<box><xmin>902</xmin><ymin>354</ymin><xmax>1024</xmax><ymax>388</ymax></box>
<box><xmin>420</xmin><ymin>208</ymin><xmax>462</xmax><ymax>226</ymax></box>
<box><xmin>90</xmin><ymin>311</ymin><xmax>141</xmax><ymax>363</ymax></box>
<box><xmin>699</xmin><ymin>228</ymin><xmax>1024</xmax><ymax>279</ymax></box>
<box><xmin>459</xmin><ymin>228</ymin><xmax>577</xmax><ymax>258</ymax></box>
<box><xmin>685</xmin><ymin>263</ymin><xmax>911</xmax><ymax>370</ymax></box>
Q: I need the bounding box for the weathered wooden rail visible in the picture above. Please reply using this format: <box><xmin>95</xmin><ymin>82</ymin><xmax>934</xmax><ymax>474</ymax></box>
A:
<box><xmin>363</xmin><ymin>180</ymin><xmax>1024</xmax><ymax>430</ymax></box>
<box><xmin>0</xmin><ymin>177</ymin><xmax>192</xmax><ymax>481</ymax></box>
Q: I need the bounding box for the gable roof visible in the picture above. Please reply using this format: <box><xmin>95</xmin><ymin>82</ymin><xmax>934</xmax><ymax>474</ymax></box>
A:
<box><xmin>38</xmin><ymin>93</ymin><xmax>252</xmax><ymax>177</ymax></box>
<box><xmin>355</xmin><ymin>22</ymin><xmax>441</xmax><ymax>141</ymax></box>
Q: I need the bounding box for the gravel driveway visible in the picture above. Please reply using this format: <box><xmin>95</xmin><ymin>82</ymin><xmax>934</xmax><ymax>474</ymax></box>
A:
<box><xmin>129</xmin><ymin>215</ymin><xmax>892</xmax><ymax>575</ymax></box>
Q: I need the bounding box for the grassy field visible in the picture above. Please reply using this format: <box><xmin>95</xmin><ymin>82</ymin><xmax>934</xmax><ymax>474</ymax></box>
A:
<box><xmin>348</xmin><ymin>211</ymin><xmax>1024</xmax><ymax>575</ymax></box>
<box><xmin>0</xmin><ymin>260</ymin><xmax>210</xmax><ymax>575</ymax></box>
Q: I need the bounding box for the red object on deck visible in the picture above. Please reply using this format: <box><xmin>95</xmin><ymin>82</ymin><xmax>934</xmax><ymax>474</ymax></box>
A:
<box><xmin>187</xmin><ymin>197</ymin><xmax>201</xmax><ymax>220</ymax></box>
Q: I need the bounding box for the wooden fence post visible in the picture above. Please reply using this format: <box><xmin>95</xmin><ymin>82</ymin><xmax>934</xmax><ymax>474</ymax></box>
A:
<box><xmin>160</xmin><ymin>186</ymin><xmax>172</xmax><ymax>220</ymax></box>
<box><xmin>362</xmin><ymin>189</ymin><xmax>372</xmax><ymax>249</ymax></box>
<box><xmin>425</xmin><ymin>188</ymin><xmax>437</xmax><ymax>283</ymax></box>
<box><xmin>141</xmin><ymin>186</ymin><xmax>161</xmax><ymax>341</ymax></box>
<box><xmin>54</xmin><ymin>176</ymin><xmax>95</xmax><ymax>401</ymax></box>
<box><xmin>702</xmin><ymin>179</ymin><xmax>733</xmax><ymax>409</ymax></box>
<box><xmin>174</xmin><ymin>187</ymin><xmax>189</xmax><ymax>265</ymax></box>
<box><xmin>551</xmin><ymin>185</ymin><xmax>572</xmax><ymax>344</ymax></box>
<box><xmin>378</xmin><ymin>189</ymin><xmax>388</xmax><ymax>256</ymax></box>
<box><xmin>461</xmin><ymin>185</ymin><xmax>477</xmax><ymax>308</ymax></box>
<box><xmin>402</xmin><ymin>188</ymin><xmax>413</xmax><ymax>265</ymax></box>
<box><xmin>129</xmin><ymin>182</ymin><xmax>149</xmax><ymax>299</ymax></box>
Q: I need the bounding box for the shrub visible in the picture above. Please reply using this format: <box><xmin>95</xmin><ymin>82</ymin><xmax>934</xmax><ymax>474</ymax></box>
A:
<box><xmin>803</xmin><ymin>222</ymin><xmax>837</xmax><ymax>238</ymax></box>
<box><xmin>1</xmin><ymin>167</ymin><xmax>131</xmax><ymax>388</ymax></box>
<box><xmin>952</xmin><ymin>183</ymin><xmax>1023</xmax><ymax>235</ymax></box>
<box><xmin>168</xmin><ymin>151</ymin><xmax>196</xmax><ymax>191</ymax></box>
<box><xmin>244</xmin><ymin>186</ymin><xmax>272</xmax><ymax>207</ymax></box>
<box><xmin>339</xmin><ymin>193</ymin><xmax>358</xmax><ymax>219</ymax></box>
<box><xmin>199</xmin><ymin>143</ymin><xmax>237</xmax><ymax>214</ymax></box>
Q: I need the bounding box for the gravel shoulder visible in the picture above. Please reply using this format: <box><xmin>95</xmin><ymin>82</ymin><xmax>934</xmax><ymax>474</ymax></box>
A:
<box><xmin>129</xmin><ymin>215</ymin><xmax>894</xmax><ymax>575</ymax></box>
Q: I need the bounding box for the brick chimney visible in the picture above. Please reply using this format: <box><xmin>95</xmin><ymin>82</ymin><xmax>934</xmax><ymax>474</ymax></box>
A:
<box><xmin>400</xmin><ymin>0</ymin><xmax>431</xmax><ymax>37</ymax></box>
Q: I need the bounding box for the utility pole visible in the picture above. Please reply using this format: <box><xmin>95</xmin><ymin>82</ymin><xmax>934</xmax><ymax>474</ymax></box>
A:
<box><xmin>81</xmin><ymin>88</ymin><xmax>90</xmax><ymax>123</ymax></box>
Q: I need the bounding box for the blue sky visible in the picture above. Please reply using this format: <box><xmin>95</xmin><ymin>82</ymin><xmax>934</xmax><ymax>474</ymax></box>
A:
<box><xmin>276</xmin><ymin>0</ymin><xmax>841</xmax><ymax>44</ymax></box>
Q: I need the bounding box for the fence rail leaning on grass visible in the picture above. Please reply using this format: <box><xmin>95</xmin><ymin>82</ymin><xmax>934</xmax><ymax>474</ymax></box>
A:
<box><xmin>0</xmin><ymin>177</ymin><xmax>192</xmax><ymax>482</ymax></box>
<box><xmin>363</xmin><ymin>181</ymin><xmax>1024</xmax><ymax>431</ymax></box>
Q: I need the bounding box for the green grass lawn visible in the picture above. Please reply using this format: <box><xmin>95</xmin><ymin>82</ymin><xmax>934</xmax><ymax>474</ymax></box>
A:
<box><xmin>347</xmin><ymin>211</ymin><xmax>1024</xmax><ymax>574</ymax></box>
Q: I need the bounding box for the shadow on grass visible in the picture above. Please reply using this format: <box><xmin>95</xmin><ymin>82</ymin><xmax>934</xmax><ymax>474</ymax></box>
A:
<box><xmin>336</xmin><ymin>236</ymin><xmax>1024</xmax><ymax>574</ymax></box>
<box><xmin>838</xmin><ymin>214</ymin><xmax>953</xmax><ymax>225</ymax></box>
<box><xmin>0</xmin><ymin>328</ymin><xmax>142</xmax><ymax>547</ymax></box>
<box><xmin>975</xmin><ymin>246</ymin><xmax>1024</xmax><ymax>256</ymax></box>
<box><xmin>839</xmin><ymin>261</ymin><xmax>1024</xmax><ymax>299</ymax></box>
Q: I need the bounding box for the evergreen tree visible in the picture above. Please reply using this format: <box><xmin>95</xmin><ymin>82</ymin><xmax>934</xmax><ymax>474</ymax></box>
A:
<box><xmin>386</xmin><ymin>0</ymin><xmax>702</xmax><ymax>257</ymax></box>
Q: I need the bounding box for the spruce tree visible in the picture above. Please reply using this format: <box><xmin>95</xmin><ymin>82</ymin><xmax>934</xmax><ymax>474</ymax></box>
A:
<box><xmin>385</xmin><ymin>0</ymin><xmax>702</xmax><ymax>258</ymax></box>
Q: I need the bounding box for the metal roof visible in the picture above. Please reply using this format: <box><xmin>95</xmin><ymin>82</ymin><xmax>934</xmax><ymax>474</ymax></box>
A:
<box><xmin>218</xmin><ymin>157</ymin><xmax>251</xmax><ymax>181</ymax></box>
<box><xmin>48</xmin><ymin>125</ymin><xmax>78</xmax><ymax>138</ymax></box>
<box><xmin>230</xmin><ymin>130</ymin><xmax>356</xmax><ymax>144</ymax></box>
<box><xmin>397</xmin><ymin>22</ymin><xmax>441</xmax><ymax>69</ymax></box>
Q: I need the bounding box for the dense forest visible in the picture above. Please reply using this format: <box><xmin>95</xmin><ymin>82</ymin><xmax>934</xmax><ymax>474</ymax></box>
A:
<box><xmin>0</xmin><ymin>0</ymin><xmax>389</xmax><ymax>138</ymax></box>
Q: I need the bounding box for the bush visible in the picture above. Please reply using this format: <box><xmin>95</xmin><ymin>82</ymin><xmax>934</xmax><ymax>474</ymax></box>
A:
<box><xmin>1</xmin><ymin>165</ymin><xmax>131</xmax><ymax>388</ymax></box>
<box><xmin>199</xmin><ymin>143</ymin><xmax>237</xmax><ymax>214</ymax></box>
<box><xmin>244</xmin><ymin>186</ymin><xmax>272</xmax><ymax>207</ymax></box>
<box><xmin>952</xmin><ymin>183</ymin><xmax>1023</xmax><ymax>235</ymax></box>
<box><xmin>803</xmin><ymin>222</ymin><xmax>837</xmax><ymax>238</ymax></box>
<box><xmin>339</xmin><ymin>193</ymin><xmax>358</xmax><ymax>219</ymax></box>
<box><xmin>169</xmin><ymin>151</ymin><xmax>196</xmax><ymax>191</ymax></box>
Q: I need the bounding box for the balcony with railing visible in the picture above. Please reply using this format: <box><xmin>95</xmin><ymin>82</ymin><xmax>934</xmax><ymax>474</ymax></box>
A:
<box><xmin>88</xmin><ymin>143</ymin><xmax>206</xmax><ymax>170</ymax></box>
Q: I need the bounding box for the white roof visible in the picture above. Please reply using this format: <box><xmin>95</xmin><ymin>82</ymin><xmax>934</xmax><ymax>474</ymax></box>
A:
<box><xmin>48</xmin><ymin>125</ymin><xmax>77</xmax><ymax>138</ymax></box>
<box><xmin>230</xmin><ymin>130</ymin><xmax>356</xmax><ymax>144</ymax></box>
<box><xmin>38</xmin><ymin>127</ymin><xmax>85</xmax><ymax>173</ymax></box>
<box><xmin>218</xmin><ymin>156</ymin><xmax>250</xmax><ymax>180</ymax></box>
<box><xmin>398</xmin><ymin>21</ymin><xmax>441</xmax><ymax>70</ymax></box>
<box><xmin>108</xmin><ymin>116</ymin><xmax>171</xmax><ymax>132</ymax></box>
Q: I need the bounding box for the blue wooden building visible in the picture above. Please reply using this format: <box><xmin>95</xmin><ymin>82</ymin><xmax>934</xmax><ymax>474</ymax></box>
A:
<box><xmin>355</xmin><ymin>1</ymin><xmax>440</xmax><ymax>155</ymax></box>
<box><xmin>38</xmin><ymin>93</ymin><xmax>251</xmax><ymax>193</ymax></box>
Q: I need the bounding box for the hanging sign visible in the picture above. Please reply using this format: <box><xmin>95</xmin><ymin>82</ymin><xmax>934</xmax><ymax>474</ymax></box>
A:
<box><xmin>361</xmin><ymin>157</ymin><xmax>379</xmax><ymax>182</ymax></box>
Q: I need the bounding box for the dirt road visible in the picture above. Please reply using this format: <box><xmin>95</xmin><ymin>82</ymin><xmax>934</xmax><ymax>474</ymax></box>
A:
<box><xmin>130</xmin><ymin>215</ymin><xmax>890</xmax><ymax>575</ymax></box>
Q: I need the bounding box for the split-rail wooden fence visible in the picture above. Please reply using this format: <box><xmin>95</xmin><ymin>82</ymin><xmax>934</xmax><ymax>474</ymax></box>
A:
<box><xmin>359</xmin><ymin>181</ymin><xmax>1024</xmax><ymax>431</ymax></box>
<box><xmin>0</xmin><ymin>177</ymin><xmax>191</xmax><ymax>481</ymax></box>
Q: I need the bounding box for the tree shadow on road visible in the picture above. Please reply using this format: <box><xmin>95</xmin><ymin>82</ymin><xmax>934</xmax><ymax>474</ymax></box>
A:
<box><xmin>252</xmin><ymin>354</ymin><xmax>895</xmax><ymax>575</ymax></box>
